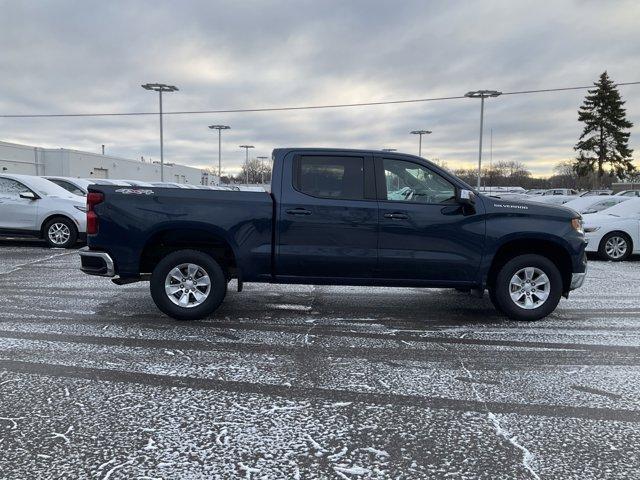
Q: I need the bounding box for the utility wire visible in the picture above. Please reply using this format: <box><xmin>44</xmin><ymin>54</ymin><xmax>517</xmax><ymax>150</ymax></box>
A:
<box><xmin>1</xmin><ymin>81</ymin><xmax>639</xmax><ymax>119</ymax></box>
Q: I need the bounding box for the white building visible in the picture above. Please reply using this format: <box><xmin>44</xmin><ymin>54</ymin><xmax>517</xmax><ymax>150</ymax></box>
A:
<box><xmin>0</xmin><ymin>140</ymin><xmax>214</xmax><ymax>185</ymax></box>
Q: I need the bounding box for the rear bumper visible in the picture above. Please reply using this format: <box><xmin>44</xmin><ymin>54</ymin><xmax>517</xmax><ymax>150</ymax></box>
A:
<box><xmin>79</xmin><ymin>247</ymin><xmax>115</xmax><ymax>277</ymax></box>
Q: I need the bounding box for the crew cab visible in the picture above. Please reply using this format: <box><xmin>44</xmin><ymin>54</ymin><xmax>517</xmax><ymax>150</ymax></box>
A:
<box><xmin>79</xmin><ymin>148</ymin><xmax>587</xmax><ymax>321</ymax></box>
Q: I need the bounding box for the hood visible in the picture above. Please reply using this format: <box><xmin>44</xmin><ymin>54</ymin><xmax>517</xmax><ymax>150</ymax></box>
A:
<box><xmin>582</xmin><ymin>212</ymin><xmax>627</xmax><ymax>226</ymax></box>
<box><xmin>482</xmin><ymin>195</ymin><xmax>577</xmax><ymax>219</ymax></box>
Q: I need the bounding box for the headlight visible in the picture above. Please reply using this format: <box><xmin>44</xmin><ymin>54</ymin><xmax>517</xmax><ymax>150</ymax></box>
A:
<box><xmin>571</xmin><ymin>218</ymin><xmax>584</xmax><ymax>234</ymax></box>
<box><xmin>74</xmin><ymin>205</ymin><xmax>87</xmax><ymax>212</ymax></box>
<box><xmin>584</xmin><ymin>226</ymin><xmax>601</xmax><ymax>233</ymax></box>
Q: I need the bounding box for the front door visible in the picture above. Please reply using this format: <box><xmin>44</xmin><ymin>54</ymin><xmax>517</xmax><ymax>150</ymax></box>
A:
<box><xmin>276</xmin><ymin>153</ymin><xmax>378</xmax><ymax>278</ymax></box>
<box><xmin>376</xmin><ymin>157</ymin><xmax>485</xmax><ymax>283</ymax></box>
<box><xmin>0</xmin><ymin>177</ymin><xmax>39</xmax><ymax>232</ymax></box>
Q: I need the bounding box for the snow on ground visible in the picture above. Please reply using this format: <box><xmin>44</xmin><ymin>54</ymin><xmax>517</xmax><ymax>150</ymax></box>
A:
<box><xmin>0</xmin><ymin>241</ymin><xmax>639</xmax><ymax>479</ymax></box>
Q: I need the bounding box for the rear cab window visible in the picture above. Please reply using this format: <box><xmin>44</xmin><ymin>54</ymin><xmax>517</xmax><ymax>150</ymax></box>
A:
<box><xmin>293</xmin><ymin>156</ymin><xmax>365</xmax><ymax>200</ymax></box>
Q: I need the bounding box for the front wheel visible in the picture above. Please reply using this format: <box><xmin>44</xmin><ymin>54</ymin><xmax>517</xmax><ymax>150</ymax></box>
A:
<box><xmin>598</xmin><ymin>232</ymin><xmax>632</xmax><ymax>261</ymax></box>
<box><xmin>150</xmin><ymin>249</ymin><xmax>227</xmax><ymax>320</ymax></box>
<box><xmin>490</xmin><ymin>254</ymin><xmax>563</xmax><ymax>321</ymax></box>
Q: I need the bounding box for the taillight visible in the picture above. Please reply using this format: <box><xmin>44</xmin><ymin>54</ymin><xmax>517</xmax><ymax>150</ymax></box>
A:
<box><xmin>86</xmin><ymin>192</ymin><xmax>104</xmax><ymax>235</ymax></box>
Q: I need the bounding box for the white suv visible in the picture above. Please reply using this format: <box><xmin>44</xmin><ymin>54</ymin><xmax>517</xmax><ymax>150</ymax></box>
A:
<box><xmin>0</xmin><ymin>174</ymin><xmax>87</xmax><ymax>248</ymax></box>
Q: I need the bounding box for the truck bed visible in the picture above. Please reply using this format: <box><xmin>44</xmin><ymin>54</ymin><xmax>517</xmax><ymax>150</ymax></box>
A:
<box><xmin>87</xmin><ymin>186</ymin><xmax>273</xmax><ymax>280</ymax></box>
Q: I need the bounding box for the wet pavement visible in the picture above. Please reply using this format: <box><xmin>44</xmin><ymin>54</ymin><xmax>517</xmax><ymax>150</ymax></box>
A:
<box><xmin>1</xmin><ymin>240</ymin><xmax>639</xmax><ymax>479</ymax></box>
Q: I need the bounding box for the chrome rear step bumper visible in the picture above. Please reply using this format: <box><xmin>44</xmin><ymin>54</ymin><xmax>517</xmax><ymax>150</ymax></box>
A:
<box><xmin>79</xmin><ymin>246</ymin><xmax>115</xmax><ymax>277</ymax></box>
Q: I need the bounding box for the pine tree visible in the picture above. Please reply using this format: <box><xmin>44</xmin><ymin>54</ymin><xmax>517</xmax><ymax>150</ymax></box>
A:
<box><xmin>573</xmin><ymin>71</ymin><xmax>634</xmax><ymax>188</ymax></box>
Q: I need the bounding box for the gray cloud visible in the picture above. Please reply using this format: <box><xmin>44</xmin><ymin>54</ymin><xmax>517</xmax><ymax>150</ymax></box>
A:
<box><xmin>1</xmin><ymin>0</ymin><xmax>638</xmax><ymax>177</ymax></box>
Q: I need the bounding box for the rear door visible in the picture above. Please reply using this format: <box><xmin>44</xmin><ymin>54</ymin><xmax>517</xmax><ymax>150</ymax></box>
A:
<box><xmin>376</xmin><ymin>157</ymin><xmax>485</xmax><ymax>283</ymax></box>
<box><xmin>0</xmin><ymin>178</ymin><xmax>39</xmax><ymax>232</ymax></box>
<box><xmin>276</xmin><ymin>152</ymin><xmax>378</xmax><ymax>278</ymax></box>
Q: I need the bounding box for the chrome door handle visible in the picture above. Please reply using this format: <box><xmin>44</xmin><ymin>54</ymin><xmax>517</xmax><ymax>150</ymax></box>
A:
<box><xmin>384</xmin><ymin>212</ymin><xmax>409</xmax><ymax>219</ymax></box>
<box><xmin>286</xmin><ymin>208</ymin><xmax>312</xmax><ymax>216</ymax></box>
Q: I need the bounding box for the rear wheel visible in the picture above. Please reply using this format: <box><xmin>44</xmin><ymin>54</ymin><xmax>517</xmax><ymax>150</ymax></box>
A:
<box><xmin>598</xmin><ymin>232</ymin><xmax>631</xmax><ymax>261</ymax></box>
<box><xmin>44</xmin><ymin>217</ymin><xmax>77</xmax><ymax>248</ymax></box>
<box><xmin>150</xmin><ymin>249</ymin><xmax>227</xmax><ymax>320</ymax></box>
<box><xmin>490</xmin><ymin>254</ymin><xmax>562</xmax><ymax>321</ymax></box>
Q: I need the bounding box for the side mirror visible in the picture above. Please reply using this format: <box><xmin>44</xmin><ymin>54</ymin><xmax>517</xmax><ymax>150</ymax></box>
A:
<box><xmin>19</xmin><ymin>191</ymin><xmax>37</xmax><ymax>200</ymax></box>
<box><xmin>456</xmin><ymin>188</ymin><xmax>476</xmax><ymax>206</ymax></box>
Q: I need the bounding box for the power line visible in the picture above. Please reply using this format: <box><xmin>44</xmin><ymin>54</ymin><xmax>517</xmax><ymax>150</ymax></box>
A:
<box><xmin>1</xmin><ymin>81</ymin><xmax>639</xmax><ymax>119</ymax></box>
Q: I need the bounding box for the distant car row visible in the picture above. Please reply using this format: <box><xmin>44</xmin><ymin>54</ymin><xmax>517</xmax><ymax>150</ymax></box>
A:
<box><xmin>43</xmin><ymin>176</ymin><xmax>245</xmax><ymax>196</ymax></box>
<box><xmin>0</xmin><ymin>173</ymin><xmax>248</xmax><ymax>248</ymax></box>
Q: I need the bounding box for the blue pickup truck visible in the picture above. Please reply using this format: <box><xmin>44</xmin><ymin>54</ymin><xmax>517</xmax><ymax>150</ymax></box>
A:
<box><xmin>79</xmin><ymin>148</ymin><xmax>587</xmax><ymax>321</ymax></box>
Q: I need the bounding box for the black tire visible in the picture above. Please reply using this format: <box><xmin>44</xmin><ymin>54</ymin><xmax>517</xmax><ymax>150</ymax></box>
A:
<box><xmin>491</xmin><ymin>254</ymin><xmax>563</xmax><ymax>321</ymax></box>
<box><xmin>43</xmin><ymin>217</ymin><xmax>78</xmax><ymax>248</ymax></box>
<box><xmin>150</xmin><ymin>249</ymin><xmax>227</xmax><ymax>320</ymax></box>
<box><xmin>598</xmin><ymin>232</ymin><xmax>632</xmax><ymax>262</ymax></box>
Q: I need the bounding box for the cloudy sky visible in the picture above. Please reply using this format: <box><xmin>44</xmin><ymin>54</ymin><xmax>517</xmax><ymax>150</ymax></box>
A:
<box><xmin>1</xmin><ymin>0</ymin><xmax>639</xmax><ymax>177</ymax></box>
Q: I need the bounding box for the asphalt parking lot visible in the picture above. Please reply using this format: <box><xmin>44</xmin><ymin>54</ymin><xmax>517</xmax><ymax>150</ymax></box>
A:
<box><xmin>1</xmin><ymin>241</ymin><xmax>639</xmax><ymax>479</ymax></box>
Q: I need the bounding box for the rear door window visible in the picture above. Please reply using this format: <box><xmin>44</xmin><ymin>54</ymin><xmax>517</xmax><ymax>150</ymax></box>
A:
<box><xmin>294</xmin><ymin>156</ymin><xmax>365</xmax><ymax>200</ymax></box>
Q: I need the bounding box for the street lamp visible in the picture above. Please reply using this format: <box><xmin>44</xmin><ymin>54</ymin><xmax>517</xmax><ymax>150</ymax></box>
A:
<box><xmin>410</xmin><ymin>130</ymin><xmax>432</xmax><ymax>157</ymax></box>
<box><xmin>239</xmin><ymin>145</ymin><xmax>254</xmax><ymax>184</ymax></box>
<box><xmin>208</xmin><ymin>125</ymin><xmax>230</xmax><ymax>184</ymax></box>
<box><xmin>256</xmin><ymin>156</ymin><xmax>269</xmax><ymax>184</ymax></box>
<box><xmin>142</xmin><ymin>83</ymin><xmax>178</xmax><ymax>181</ymax></box>
<box><xmin>465</xmin><ymin>90</ymin><xmax>502</xmax><ymax>189</ymax></box>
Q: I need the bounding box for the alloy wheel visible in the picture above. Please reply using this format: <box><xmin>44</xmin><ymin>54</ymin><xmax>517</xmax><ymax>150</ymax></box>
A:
<box><xmin>509</xmin><ymin>267</ymin><xmax>550</xmax><ymax>310</ymax></box>
<box><xmin>48</xmin><ymin>222</ymin><xmax>71</xmax><ymax>246</ymax></box>
<box><xmin>604</xmin><ymin>236</ymin><xmax>627</xmax><ymax>260</ymax></box>
<box><xmin>164</xmin><ymin>263</ymin><xmax>212</xmax><ymax>308</ymax></box>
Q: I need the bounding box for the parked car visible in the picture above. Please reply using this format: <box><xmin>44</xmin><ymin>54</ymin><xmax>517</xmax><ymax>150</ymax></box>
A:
<box><xmin>0</xmin><ymin>173</ymin><xmax>86</xmax><ymax>248</ymax></box>
<box><xmin>583</xmin><ymin>198</ymin><xmax>640</xmax><ymax>261</ymax></box>
<box><xmin>615</xmin><ymin>190</ymin><xmax>640</xmax><ymax>197</ymax></box>
<box><xmin>529</xmin><ymin>195</ymin><xmax>575</xmax><ymax>205</ymax></box>
<box><xmin>44</xmin><ymin>176</ymin><xmax>93</xmax><ymax>196</ymax></box>
<box><xmin>84</xmin><ymin>179</ymin><xmax>131</xmax><ymax>186</ymax></box>
<box><xmin>150</xmin><ymin>182</ymin><xmax>191</xmax><ymax>189</ymax></box>
<box><xmin>543</xmin><ymin>188</ymin><xmax>579</xmax><ymax>196</ymax></box>
<box><xmin>563</xmin><ymin>195</ymin><xmax>629</xmax><ymax>215</ymax></box>
<box><xmin>525</xmin><ymin>189</ymin><xmax>546</xmax><ymax>196</ymax></box>
<box><xmin>80</xmin><ymin>148</ymin><xmax>587</xmax><ymax>322</ymax></box>
<box><xmin>110</xmin><ymin>179</ymin><xmax>156</xmax><ymax>187</ymax></box>
<box><xmin>579</xmin><ymin>189</ymin><xmax>613</xmax><ymax>196</ymax></box>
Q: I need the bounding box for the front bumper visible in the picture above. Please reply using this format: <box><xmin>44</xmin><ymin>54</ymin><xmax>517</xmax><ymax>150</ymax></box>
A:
<box><xmin>79</xmin><ymin>247</ymin><xmax>115</xmax><ymax>277</ymax></box>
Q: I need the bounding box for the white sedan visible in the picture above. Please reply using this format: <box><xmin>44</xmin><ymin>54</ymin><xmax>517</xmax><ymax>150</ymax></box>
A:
<box><xmin>583</xmin><ymin>198</ymin><xmax>640</xmax><ymax>261</ymax></box>
<box><xmin>0</xmin><ymin>173</ymin><xmax>87</xmax><ymax>248</ymax></box>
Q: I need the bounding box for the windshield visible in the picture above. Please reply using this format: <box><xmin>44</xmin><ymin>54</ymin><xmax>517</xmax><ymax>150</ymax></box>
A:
<box><xmin>599</xmin><ymin>198</ymin><xmax>640</xmax><ymax>216</ymax></box>
<box><xmin>582</xmin><ymin>197</ymin><xmax>629</xmax><ymax>213</ymax></box>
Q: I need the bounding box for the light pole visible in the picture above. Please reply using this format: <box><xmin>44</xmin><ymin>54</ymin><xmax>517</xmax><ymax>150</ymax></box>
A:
<box><xmin>465</xmin><ymin>90</ymin><xmax>501</xmax><ymax>189</ymax></box>
<box><xmin>256</xmin><ymin>156</ymin><xmax>269</xmax><ymax>184</ymax></box>
<box><xmin>208</xmin><ymin>125</ymin><xmax>230</xmax><ymax>184</ymax></box>
<box><xmin>239</xmin><ymin>145</ymin><xmax>254</xmax><ymax>184</ymax></box>
<box><xmin>410</xmin><ymin>130</ymin><xmax>432</xmax><ymax>157</ymax></box>
<box><xmin>142</xmin><ymin>83</ymin><xmax>178</xmax><ymax>181</ymax></box>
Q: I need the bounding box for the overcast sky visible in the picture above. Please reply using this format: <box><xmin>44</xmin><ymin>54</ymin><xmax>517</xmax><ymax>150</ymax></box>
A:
<box><xmin>1</xmin><ymin>0</ymin><xmax>639</xmax><ymax>177</ymax></box>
